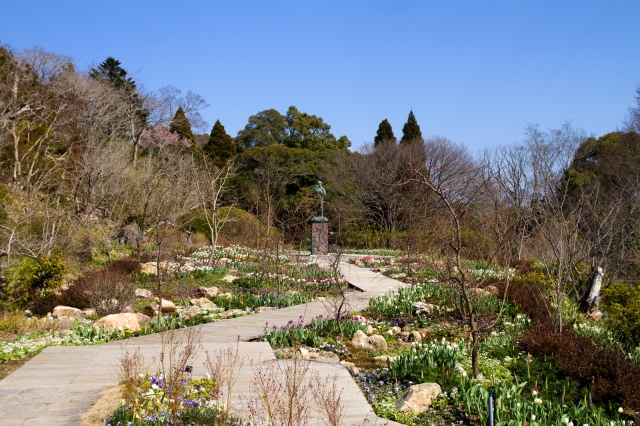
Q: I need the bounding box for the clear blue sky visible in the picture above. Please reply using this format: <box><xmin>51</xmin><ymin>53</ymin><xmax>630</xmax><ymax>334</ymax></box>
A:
<box><xmin>2</xmin><ymin>1</ymin><xmax>639</xmax><ymax>152</ymax></box>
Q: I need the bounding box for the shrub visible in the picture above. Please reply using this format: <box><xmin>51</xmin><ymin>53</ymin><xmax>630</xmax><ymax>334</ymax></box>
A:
<box><xmin>601</xmin><ymin>282</ymin><xmax>640</xmax><ymax>346</ymax></box>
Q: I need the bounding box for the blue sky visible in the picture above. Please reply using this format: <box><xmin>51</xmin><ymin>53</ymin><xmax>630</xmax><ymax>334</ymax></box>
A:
<box><xmin>2</xmin><ymin>1</ymin><xmax>639</xmax><ymax>152</ymax></box>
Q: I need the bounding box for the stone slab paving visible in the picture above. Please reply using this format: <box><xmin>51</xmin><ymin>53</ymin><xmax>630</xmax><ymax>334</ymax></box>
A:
<box><xmin>0</xmin><ymin>257</ymin><xmax>403</xmax><ymax>425</ymax></box>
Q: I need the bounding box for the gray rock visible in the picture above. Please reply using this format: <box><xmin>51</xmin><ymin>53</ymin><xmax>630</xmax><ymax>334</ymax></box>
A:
<box><xmin>135</xmin><ymin>288</ymin><xmax>153</xmax><ymax>298</ymax></box>
<box><xmin>410</xmin><ymin>330</ymin><xmax>422</xmax><ymax>342</ymax></box>
<box><xmin>396</xmin><ymin>382</ymin><xmax>442</xmax><ymax>414</ymax></box>
<box><xmin>180</xmin><ymin>306</ymin><xmax>201</xmax><ymax>320</ymax></box>
<box><xmin>340</xmin><ymin>361</ymin><xmax>360</xmax><ymax>375</ymax></box>
<box><xmin>255</xmin><ymin>306</ymin><xmax>276</xmax><ymax>313</ymax></box>
<box><xmin>412</xmin><ymin>302</ymin><xmax>437</xmax><ymax>315</ymax></box>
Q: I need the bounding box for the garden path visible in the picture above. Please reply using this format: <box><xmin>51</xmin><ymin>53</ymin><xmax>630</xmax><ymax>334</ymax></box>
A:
<box><xmin>0</xmin><ymin>255</ymin><xmax>404</xmax><ymax>426</ymax></box>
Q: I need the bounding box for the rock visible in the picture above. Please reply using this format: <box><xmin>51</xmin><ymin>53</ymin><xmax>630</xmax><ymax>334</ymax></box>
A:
<box><xmin>221</xmin><ymin>309</ymin><xmax>244</xmax><ymax>319</ymax></box>
<box><xmin>119</xmin><ymin>223</ymin><xmax>147</xmax><ymax>247</ymax></box>
<box><xmin>135</xmin><ymin>288</ymin><xmax>153</xmax><ymax>298</ymax></box>
<box><xmin>395</xmin><ymin>383</ymin><xmax>442</xmax><ymax>414</ymax></box>
<box><xmin>351</xmin><ymin>330</ymin><xmax>369</xmax><ymax>349</ymax></box>
<box><xmin>181</xmin><ymin>306</ymin><xmax>201</xmax><ymax>320</ymax></box>
<box><xmin>373</xmin><ymin>355</ymin><xmax>390</xmax><ymax>365</ymax></box>
<box><xmin>199</xmin><ymin>286</ymin><xmax>219</xmax><ymax>298</ymax></box>
<box><xmin>485</xmin><ymin>285</ymin><xmax>499</xmax><ymax>296</ymax></box>
<box><xmin>219</xmin><ymin>257</ymin><xmax>232</xmax><ymax>264</ymax></box>
<box><xmin>24</xmin><ymin>310</ymin><xmax>33</xmax><ymax>317</ymax></box>
<box><xmin>399</xmin><ymin>332</ymin><xmax>411</xmax><ymax>342</ymax></box>
<box><xmin>94</xmin><ymin>313</ymin><xmax>140</xmax><ymax>332</ymax></box>
<box><xmin>53</xmin><ymin>306</ymin><xmax>83</xmax><ymax>320</ymax></box>
<box><xmin>410</xmin><ymin>331</ymin><xmax>422</xmax><ymax>342</ymax></box>
<box><xmin>468</xmin><ymin>287</ymin><xmax>489</xmax><ymax>297</ymax></box>
<box><xmin>135</xmin><ymin>313</ymin><xmax>151</xmax><ymax>324</ymax></box>
<box><xmin>218</xmin><ymin>293</ymin><xmax>233</xmax><ymax>300</ymax></box>
<box><xmin>417</xmin><ymin>327</ymin><xmax>432</xmax><ymax>337</ymax></box>
<box><xmin>140</xmin><ymin>262</ymin><xmax>158</xmax><ymax>275</ymax></box>
<box><xmin>190</xmin><ymin>298</ymin><xmax>217</xmax><ymax>309</ymax></box>
<box><xmin>316</xmin><ymin>296</ymin><xmax>326</xmax><ymax>301</ymax></box>
<box><xmin>299</xmin><ymin>347</ymin><xmax>310</xmax><ymax>359</ymax></box>
<box><xmin>308</xmin><ymin>352</ymin><xmax>319</xmax><ymax>359</ymax></box>
<box><xmin>82</xmin><ymin>308</ymin><xmax>97</xmax><ymax>318</ymax></box>
<box><xmin>145</xmin><ymin>299</ymin><xmax>176</xmax><ymax>315</ymax></box>
<box><xmin>412</xmin><ymin>302</ymin><xmax>437</xmax><ymax>315</ymax></box>
<box><xmin>368</xmin><ymin>335</ymin><xmax>388</xmax><ymax>350</ymax></box>
<box><xmin>223</xmin><ymin>275</ymin><xmax>238</xmax><ymax>283</ymax></box>
<box><xmin>318</xmin><ymin>351</ymin><xmax>339</xmax><ymax>360</ymax></box>
<box><xmin>340</xmin><ymin>361</ymin><xmax>360</xmax><ymax>376</ymax></box>
<box><xmin>366</xmin><ymin>325</ymin><xmax>375</xmax><ymax>335</ymax></box>
<box><xmin>255</xmin><ymin>306</ymin><xmax>276</xmax><ymax>314</ymax></box>
<box><xmin>587</xmin><ymin>310</ymin><xmax>603</xmax><ymax>321</ymax></box>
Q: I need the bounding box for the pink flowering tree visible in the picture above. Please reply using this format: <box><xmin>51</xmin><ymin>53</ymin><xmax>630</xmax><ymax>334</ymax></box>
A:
<box><xmin>139</xmin><ymin>126</ymin><xmax>190</xmax><ymax>149</ymax></box>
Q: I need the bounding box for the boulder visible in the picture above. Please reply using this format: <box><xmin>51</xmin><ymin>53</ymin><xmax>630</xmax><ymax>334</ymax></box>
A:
<box><xmin>373</xmin><ymin>355</ymin><xmax>390</xmax><ymax>365</ymax></box>
<box><xmin>351</xmin><ymin>330</ymin><xmax>369</xmax><ymax>349</ymax></box>
<box><xmin>53</xmin><ymin>306</ymin><xmax>83</xmax><ymax>320</ymax></box>
<box><xmin>180</xmin><ymin>306</ymin><xmax>201</xmax><ymax>320</ymax></box>
<box><xmin>218</xmin><ymin>293</ymin><xmax>233</xmax><ymax>300</ymax></box>
<box><xmin>135</xmin><ymin>313</ymin><xmax>151</xmax><ymax>324</ymax></box>
<box><xmin>119</xmin><ymin>223</ymin><xmax>147</xmax><ymax>247</ymax></box>
<box><xmin>135</xmin><ymin>288</ymin><xmax>153</xmax><ymax>298</ymax></box>
<box><xmin>199</xmin><ymin>286</ymin><xmax>219</xmax><ymax>298</ymax></box>
<box><xmin>318</xmin><ymin>351</ymin><xmax>339</xmax><ymax>360</ymax></box>
<box><xmin>221</xmin><ymin>309</ymin><xmax>244</xmax><ymax>319</ymax></box>
<box><xmin>190</xmin><ymin>298</ymin><xmax>217</xmax><ymax>309</ymax></box>
<box><xmin>255</xmin><ymin>306</ymin><xmax>275</xmax><ymax>314</ymax></box>
<box><xmin>94</xmin><ymin>313</ymin><xmax>140</xmax><ymax>332</ymax></box>
<box><xmin>399</xmin><ymin>332</ymin><xmax>411</xmax><ymax>342</ymax></box>
<box><xmin>145</xmin><ymin>299</ymin><xmax>176</xmax><ymax>315</ymax></box>
<box><xmin>365</xmin><ymin>325</ymin><xmax>375</xmax><ymax>335</ymax></box>
<box><xmin>340</xmin><ymin>361</ymin><xmax>360</xmax><ymax>376</ymax></box>
<box><xmin>299</xmin><ymin>347</ymin><xmax>310</xmax><ymax>359</ymax></box>
<box><xmin>223</xmin><ymin>275</ymin><xmax>238</xmax><ymax>283</ymax></box>
<box><xmin>412</xmin><ymin>302</ymin><xmax>437</xmax><ymax>315</ymax></box>
<box><xmin>410</xmin><ymin>331</ymin><xmax>422</xmax><ymax>342</ymax></box>
<box><xmin>82</xmin><ymin>308</ymin><xmax>97</xmax><ymax>318</ymax></box>
<box><xmin>368</xmin><ymin>335</ymin><xmax>388</xmax><ymax>350</ymax></box>
<box><xmin>390</xmin><ymin>326</ymin><xmax>402</xmax><ymax>334</ymax></box>
<box><xmin>395</xmin><ymin>383</ymin><xmax>442</xmax><ymax>414</ymax></box>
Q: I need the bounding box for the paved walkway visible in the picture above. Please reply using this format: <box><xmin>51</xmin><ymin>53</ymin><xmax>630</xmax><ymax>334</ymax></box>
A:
<box><xmin>0</xmin><ymin>256</ymin><xmax>404</xmax><ymax>425</ymax></box>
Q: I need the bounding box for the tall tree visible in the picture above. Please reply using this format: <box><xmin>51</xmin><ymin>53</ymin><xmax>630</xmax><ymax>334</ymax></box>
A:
<box><xmin>235</xmin><ymin>109</ymin><xmax>287</xmax><ymax>152</ymax></box>
<box><xmin>400</xmin><ymin>110</ymin><xmax>422</xmax><ymax>144</ymax></box>
<box><xmin>284</xmin><ymin>106</ymin><xmax>351</xmax><ymax>151</ymax></box>
<box><xmin>374</xmin><ymin>119</ymin><xmax>396</xmax><ymax>146</ymax></box>
<box><xmin>204</xmin><ymin>120</ymin><xmax>237</xmax><ymax>166</ymax></box>
<box><xmin>89</xmin><ymin>57</ymin><xmax>136</xmax><ymax>94</ymax></box>
<box><xmin>169</xmin><ymin>107</ymin><xmax>195</xmax><ymax>144</ymax></box>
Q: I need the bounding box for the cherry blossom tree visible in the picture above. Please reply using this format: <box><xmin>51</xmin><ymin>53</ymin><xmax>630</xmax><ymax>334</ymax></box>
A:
<box><xmin>139</xmin><ymin>126</ymin><xmax>190</xmax><ymax>149</ymax></box>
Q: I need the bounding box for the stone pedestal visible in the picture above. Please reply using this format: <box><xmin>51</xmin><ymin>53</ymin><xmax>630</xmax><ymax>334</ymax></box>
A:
<box><xmin>311</xmin><ymin>222</ymin><xmax>329</xmax><ymax>255</ymax></box>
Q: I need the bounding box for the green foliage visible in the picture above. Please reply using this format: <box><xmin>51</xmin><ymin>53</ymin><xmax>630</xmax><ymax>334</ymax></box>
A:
<box><xmin>169</xmin><ymin>106</ymin><xmax>195</xmax><ymax>144</ymax></box>
<box><xmin>89</xmin><ymin>56</ymin><xmax>136</xmax><ymax>93</ymax></box>
<box><xmin>601</xmin><ymin>282</ymin><xmax>640</xmax><ymax>346</ymax></box>
<box><xmin>374</xmin><ymin>118</ymin><xmax>396</xmax><ymax>145</ymax></box>
<box><xmin>400</xmin><ymin>110</ymin><xmax>422</xmax><ymax>144</ymax></box>
<box><xmin>388</xmin><ymin>339</ymin><xmax>466</xmax><ymax>386</ymax></box>
<box><xmin>235</xmin><ymin>108</ymin><xmax>288</xmax><ymax>151</ymax></box>
<box><xmin>5</xmin><ymin>255</ymin><xmax>66</xmax><ymax>303</ymax></box>
<box><xmin>203</xmin><ymin>119</ymin><xmax>236</xmax><ymax>166</ymax></box>
<box><xmin>284</xmin><ymin>105</ymin><xmax>351</xmax><ymax>150</ymax></box>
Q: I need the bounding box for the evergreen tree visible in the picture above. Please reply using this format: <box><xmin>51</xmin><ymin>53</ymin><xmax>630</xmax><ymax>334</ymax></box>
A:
<box><xmin>169</xmin><ymin>107</ymin><xmax>195</xmax><ymax>144</ymax></box>
<box><xmin>204</xmin><ymin>120</ymin><xmax>237</xmax><ymax>166</ymax></box>
<box><xmin>374</xmin><ymin>119</ymin><xmax>396</xmax><ymax>146</ymax></box>
<box><xmin>400</xmin><ymin>110</ymin><xmax>422</xmax><ymax>144</ymax></box>
<box><xmin>89</xmin><ymin>56</ymin><xmax>136</xmax><ymax>93</ymax></box>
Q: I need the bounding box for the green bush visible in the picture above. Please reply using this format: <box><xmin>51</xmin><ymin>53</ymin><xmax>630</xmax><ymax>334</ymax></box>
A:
<box><xmin>3</xmin><ymin>255</ymin><xmax>66</xmax><ymax>307</ymax></box>
<box><xmin>601</xmin><ymin>282</ymin><xmax>640</xmax><ymax>346</ymax></box>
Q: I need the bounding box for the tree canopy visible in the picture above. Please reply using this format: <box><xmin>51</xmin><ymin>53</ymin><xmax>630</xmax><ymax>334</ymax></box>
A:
<box><xmin>374</xmin><ymin>119</ymin><xmax>396</xmax><ymax>146</ymax></box>
<box><xmin>400</xmin><ymin>110</ymin><xmax>422</xmax><ymax>144</ymax></box>
<box><xmin>235</xmin><ymin>109</ymin><xmax>287</xmax><ymax>151</ymax></box>
<box><xmin>204</xmin><ymin>120</ymin><xmax>237</xmax><ymax>166</ymax></box>
<box><xmin>169</xmin><ymin>107</ymin><xmax>195</xmax><ymax>144</ymax></box>
<box><xmin>89</xmin><ymin>56</ymin><xmax>136</xmax><ymax>94</ymax></box>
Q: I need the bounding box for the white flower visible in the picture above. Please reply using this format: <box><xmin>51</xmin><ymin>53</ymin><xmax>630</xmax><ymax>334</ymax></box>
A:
<box><xmin>461</xmin><ymin>371</ymin><xmax>467</xmax><ymax>377</ymax></box>
<box><xmin>532</xmin><ymin>415</ymin><xmax>536</xmax><ymax>421</ymax></box>
<box><xmin>534</xmin><ymin>397</ymin><xmax>542</xmax><ymax>404</ymax></box>
<box><xmin>532</xmin><ymin>389</ymin><xmax>538</xmax><ymax>395</ymax></box>
<box><xmin>619</xmin><ymin>407</ymin><xmax>624</xmax><ymax>413</ymax></box>
<box><xmin>563</xmin><ymin>418</ymin><xmax>569</xmax><ymax>424</ymax></box>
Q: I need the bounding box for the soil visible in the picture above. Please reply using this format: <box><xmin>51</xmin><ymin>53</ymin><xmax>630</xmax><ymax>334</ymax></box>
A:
<box><xmin>0</xmin><ymin>357</ymin><xmax>31</xmax><ymax>381</ymax></box>
<box><xmin>81</xmin><ymin>385</ymin><xmax>123</xmax><ymax>426</ymax></box>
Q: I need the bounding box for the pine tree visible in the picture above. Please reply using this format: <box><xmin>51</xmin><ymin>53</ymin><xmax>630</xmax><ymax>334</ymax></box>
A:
<box><xmin>400</xmin><ymin>110</ymin><xmax>422</xmax><ymax>144</ymax></box>
<box><xmin>89</xmin><ymin>57</ymin><xmax>136</xmax><ymax>93</ymax></box>
<box><xmin>204</xmin><ymin>120</ymin><xmax>237</xmax><ymax>166</ymax></box>
<box><xmin>169</xmin><ymin>107</ymin><xmax>195</xmax><ymax>144</ymax></box>
<box><xmin>374</xmin><ymin>119</ymin><xmax>396</xmax><ymax>146</ymax></box>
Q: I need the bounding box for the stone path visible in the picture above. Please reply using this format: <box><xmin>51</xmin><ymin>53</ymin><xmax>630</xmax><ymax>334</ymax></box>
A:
<box><xmin>0</xmin><ymin>256</ymin><xmax>404</xmax><ymax>425</ymax></box>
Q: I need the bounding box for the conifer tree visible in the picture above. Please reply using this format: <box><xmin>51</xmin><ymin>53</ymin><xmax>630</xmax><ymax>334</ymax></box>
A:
<box><xmin>204</xmin><ymin>120</ymin><xmax>237</xmax><ymax>166</ymax></box>
<box><xmin>400</xmin><ymin>110</ymin><xmax>422</xmax><ymax>144</ymax></box>
<box><xmin>374</xmin><ymin>119</ymin><xmax>396</xmax><ymax>146</ymax></box>
<box><xmin>169</xmin><ymin>107</ymin><xmax>195</xmax><ymax>144</ymax></box>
